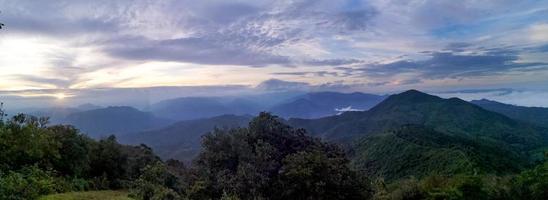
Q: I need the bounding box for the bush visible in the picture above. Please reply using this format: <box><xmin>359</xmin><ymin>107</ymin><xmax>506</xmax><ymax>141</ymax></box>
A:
<box><xmin>0</xmin><ymin>166</ymin><xmax>56</xmax><ymax>200</ymax></box>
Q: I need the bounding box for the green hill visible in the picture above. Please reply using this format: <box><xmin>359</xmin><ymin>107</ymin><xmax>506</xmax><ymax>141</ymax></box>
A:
<box><xmin>291</xmin><ymin>90</ymin><xmax>547</xmax><ymax>149</ymax></box>
<box><xmin>289</xmin><ymin>90</ymin><xmax>548</xmax><ymax>180</ymax></box>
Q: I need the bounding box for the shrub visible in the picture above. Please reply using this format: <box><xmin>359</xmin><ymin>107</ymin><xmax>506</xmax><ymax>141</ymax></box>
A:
<box><xmin>0</xmin><ymin>166</ymin><xmax>56</xmax><ymax>200</ymax></box>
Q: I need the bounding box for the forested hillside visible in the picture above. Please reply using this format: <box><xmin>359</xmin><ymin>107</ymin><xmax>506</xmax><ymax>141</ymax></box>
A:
<box><xmin>287</xmin><ymin>90</ymin><xmax>548</xmax><ymax>182</ymax></box>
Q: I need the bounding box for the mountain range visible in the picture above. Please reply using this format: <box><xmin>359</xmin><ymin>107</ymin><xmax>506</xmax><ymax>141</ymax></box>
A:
<box><xmin>118</xmin><ymin>114</ymin><xmax>252</xmax><ymax>162</ymax></box>
<box><xmin>14</xmin><ymin>89</ymin><xmax>548</xmax><ymax>181</ymax></box>
<box><xmin>112</xmin><ymin>90</ymin><xmax>547</xmax><ymax>181</ymax></box>
<box><xmin>270</xmin><ymin>92</ymin><xmax>385</xmax><ymax>118</ymax></box>
<box><xmin>149</xmin><ymin>92</ymin><xmax>385</xmax><ymax>121</ymax></box>
<box><xmin>288</xmin><ymin>90</ymin><xmax>547</xmax><ymax>179</ymax></box>
<box><xmin>289</xmin><ymin>90</ymin><xmax>546</xmax><ymax>147</ymax></box>
<box><xmin>61</xmin><ymin>106</ymin><xmax>172</xmax><ymax>138</ymax></box>
<box><xmin>472</xmin><ymin>99</ymin><xmax>548</xmax><ymax>128</ymax></box>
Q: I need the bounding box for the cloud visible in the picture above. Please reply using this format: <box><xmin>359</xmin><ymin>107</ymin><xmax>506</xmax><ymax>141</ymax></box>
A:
<box><xmin>1</xmin><ymin>0</ymin><xmax>548</xmax><ymax>99</ymax></box>
<box><xmin>435</xmin><ymin>88</ymin><xmax>548</xmax><ymax>107</ymax></box>
<box><xmin>304</xmin><ymin>58</ymin><xmax>364</xmax><ymax>66</ymax></box>
<box><xmin>335</xmin><ymin>106</ymin><xmax>364</xmax><ymax>114</ymax></box>
<box><xmin>13</xmin><ymin>75</ymin><xmax>74</xmax><ymax>89</ymax></box>
<box><xmin>360</xmin><ymin>47</ymin><xmax>548</xmax><ymax>79</ymax></box>
<box><xmin>104</xmin><ymin>36</ymin><xmax>291</xmax><ymax>66</ymax></box>
<box><xmin>271</xmin><ymin>71</ymin><xmax>339</xmax><ymax>77</ymax></box>
<box><xmin>255</xmin><ymin>79</ymin><xmax>310</xmax><ymax>91</ymax></box>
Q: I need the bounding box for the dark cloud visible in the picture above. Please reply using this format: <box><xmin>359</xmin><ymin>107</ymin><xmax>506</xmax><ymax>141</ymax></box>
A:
<box><xmin>105</xmin><ymin>36</ymin><xmax>290</xmax><ymax>66</ymax></box>
<box><xmin>0</xmin><ymin>0</ymin><xmax>120</xmax><ymax>37</ymax></box>
<box><xmin>443</xmin><ymin>42</ymin><xmax>473</xmax><ymax>52</ymax></box>
<box><xmin>122</xmin><ymin>0</ymin><xmax>379</xmax><ymax>66</ymax></box>
<box><xmin>2</xmin><ymin>15</ymin><xmax>119</xmax><ymax>37</ymax></box>
<box><xmin>334</xmin><ymin>8</ymin><xmax>378</xmax><ymax>31</ymax></box>
<box><xmin>255</xmin><ymin>79</ymin><xmax>310</xmax><ymax>91</ymax></box>
<box><xmin>202</xmin><ymin>2</ymin><xmax>261</xmax><ymax>24</ymax></box>
<box><xmin>361</xmin><ymin>48</ymin><xmax>548</xmax><ymax>79</ymax></box>
<box><xmin>13</xmin><ymin>75</ymin><xmax>74</xmax><ymax>89</ymax></box>
<box><xmin>271</xmin><ymin>71</ymin><xmax>339</xmax><ymax>77</ymax></box>
<box><xmin>1</xmin><ymin>0</ymin><xmax>379</xmax><ymax>67</ymax></box>
<box><xmin>531</xmin><ymin>44</ymin><xmax>548</xmax><ymax>52</ymax></box>
<box><xmin>437</xmin><ymin>88</ymin><xmax>515</xmax><ymax>96</ymax></box>
<box><xmin>304</xmin><ymin>58</ymin><xmax>364</xmax><ymax>66</ymax></box>
<box><xmin>366</xmin><ymin>78</ymin><xmax>422</xmax><ymax>86</ymax></box>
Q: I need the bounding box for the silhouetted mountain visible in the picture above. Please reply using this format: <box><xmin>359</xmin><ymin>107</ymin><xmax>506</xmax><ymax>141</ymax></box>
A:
<box><xmin>471</xmin><ymin>99</ymin><xmax>548</xmax><ymax>128</ymax></box>
<box><xmin>64</xmin><ymin>106</ymin><xmax>171</xmax><ymax>138</ymax></box>
<box><xmin>270</xmin><ymin>92</ymin><xmax>385</xmax><ymax>118</ymax></box>
<box><xmin>119</xmin><ymin>114</ymin><xmax>252</xmax><ymax>162</ymax></box>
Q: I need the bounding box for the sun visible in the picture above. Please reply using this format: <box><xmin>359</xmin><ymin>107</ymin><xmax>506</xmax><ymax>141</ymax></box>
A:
<box><xmin>54</xmin><ymin>93</ymin><xmax>66</xmax><ymax>100</ymax></box>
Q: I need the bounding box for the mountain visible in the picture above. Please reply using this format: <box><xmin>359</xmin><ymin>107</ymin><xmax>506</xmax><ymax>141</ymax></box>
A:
<box><xmin>471</xmin><ymin>99</ymin><xmax>548</xmax><ymax>128</ymax></box>
<box><xmin>64</xmin><ymin>106</ymin><xmax>171</xmax><ymax>138</ymax></box>
<box><xmin>76</xmin><ymin>103</ymin><xmax>103</xmax><ymax>111</ymax></box>
<box><xmin>287</xmin><ymin>90</ymin><xmax>548</xmax><ymax>180</ymax></box>
<box><xmin>28</xmin><ymin>107</ymin><xmax>82</xmax><ymax>124</ymax></box>
<box><xmin>290</xmin><ymin>90</ymin><xmax>547</xmax><ymax>148</ymax></box>
<box><xmin>270</xmin><ymin>92</ymin><xmax>385</xmax><ymax>118</ymax></box>
<box><xmin>118</xmin><ymin>114</ymin><xmax>252</xmax><ymax>162</ymax></box>
<box><xmin>150</xmin><ymin>97</ymin><xmax>262</xmax><ymax>121</ymax></box>
<box><xmin>151</xmin><ymin>97</ymin><xmax>231</xmax><ymax>120</ymax></box>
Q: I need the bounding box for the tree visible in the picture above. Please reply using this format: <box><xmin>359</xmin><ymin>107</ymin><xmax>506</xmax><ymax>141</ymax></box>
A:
<box><xmin>48</xmin><ymin>125</ymin><xmax>92</xmax><ymax>177</ymax></box>
<box><xmin>190</xmin><ymin>112</ymin><xmax>371</xmax><ymax>200</ymax></box>
<box><xmin>0</xmin><ymin>10</ymin><xmax>4</xmax><ymax>29</ymax></box>
<box><xmin>88</xmin><ymin>135</ymin><xmax>128</xmax><ymax>188</ymax></box>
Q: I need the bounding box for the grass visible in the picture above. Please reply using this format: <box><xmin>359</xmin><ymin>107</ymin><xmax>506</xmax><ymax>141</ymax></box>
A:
<box><xmin>39</xmin><ymin>190</ymin><xmax>133</xmax><ymax>200</ymax></box>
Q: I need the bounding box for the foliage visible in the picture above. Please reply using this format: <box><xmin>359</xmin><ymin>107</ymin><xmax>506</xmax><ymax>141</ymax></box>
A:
<box><xmin>0</xmin><ymin>166</ymin><xmax>56</xmax><ymax>200</ymax></box>
<box><xmin>510</xmin><ymin>157</ymin><xmax>548</xmax><ymax>200</ymax></box>
<box><xmin>184</xmin><ymin>112</ymin><xmax>372</xmax><ymax>200</ymax></box>
<box><xmin>373</xmin><ymin>156</ymin><xmax>548</xmax><ymax>200</ymax></box>
<box><xmin>130</xmin><ymin>112</ymin><xmax>371</xmax><ymax>200</ymax></box>
<box><xmin>0</xmin><ymin>110</ymin><xmax>160</xmax><ymax>199</ymax></box>
<box><xmin>352</xmin><ymin>125</ymin><xmax>527</xmax><ymax>181</ymax></box>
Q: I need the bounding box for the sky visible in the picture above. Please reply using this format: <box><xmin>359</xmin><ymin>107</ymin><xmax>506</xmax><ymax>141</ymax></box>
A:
<box><xmin>1</xmin><ymin>0</ymin><xmax>548</xmax><ymax>108</ymax></box>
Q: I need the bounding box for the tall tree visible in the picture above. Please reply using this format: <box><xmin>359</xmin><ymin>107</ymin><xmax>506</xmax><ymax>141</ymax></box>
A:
<box><xmin>0</xmin><ymin>11</ymin><xmax>4</xmax><ymax>29</ymax></box>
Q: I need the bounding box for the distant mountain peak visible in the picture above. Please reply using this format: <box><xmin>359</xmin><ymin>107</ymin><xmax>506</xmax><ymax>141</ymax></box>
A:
<box><xmin>382</xmin><ymin>89</ymin><xmax>441</xmax><ymax>104</ymax></box>
<box><xmin>399</xmin><ymin>89</ymin><xmax>431</xmax><ymax>96</ymax></box>
<box><xmin>76</xmin><ymin>103</ymin><xmax>102</xmax><ymax>111</ymax></box>
<box><xmin>255</xmin><ymin>79</ymin><xmax>309</xmax><ymax>91</ymax></box>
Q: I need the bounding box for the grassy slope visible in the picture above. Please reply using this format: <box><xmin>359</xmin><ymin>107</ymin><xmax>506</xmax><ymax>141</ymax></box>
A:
<box><xmin>39</xmin><ymin>190</ymin><xmax>132</xmax><ymax>200</ymax></box>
